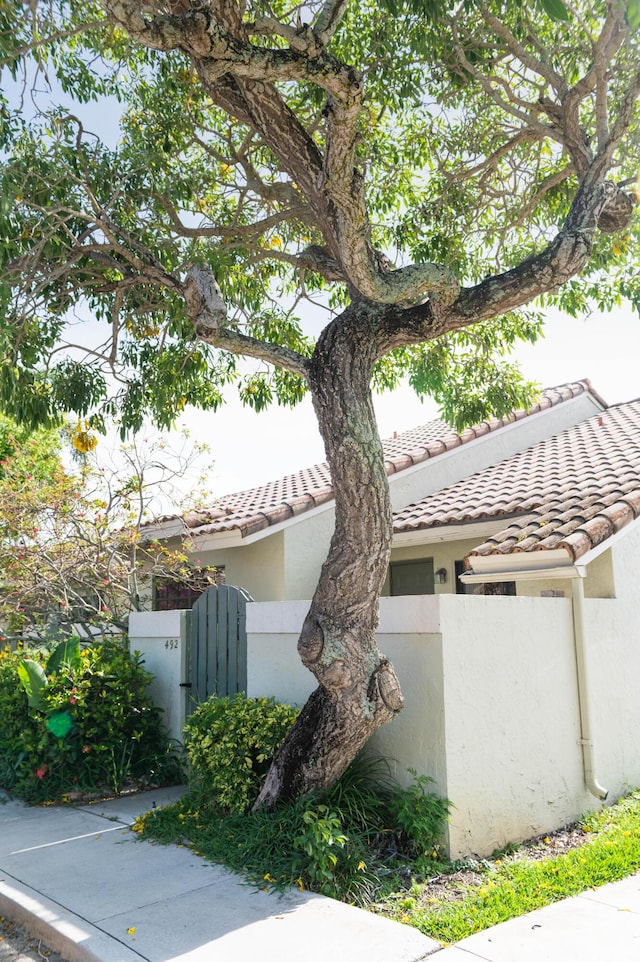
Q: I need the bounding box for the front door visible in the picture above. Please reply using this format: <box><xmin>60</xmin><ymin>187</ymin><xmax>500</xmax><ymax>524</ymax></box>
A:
<box><xmin>389</xmin><ymin>559</ymin><xmax>435</xmax><ymax>595</ymax></box>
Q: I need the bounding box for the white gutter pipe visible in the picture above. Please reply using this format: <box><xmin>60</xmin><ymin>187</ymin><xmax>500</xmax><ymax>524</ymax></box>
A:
<box><xmin>571</xmin><ymin>575</ymin><xmax>608</xmax><ymax>801</ymax></box>
<box><xmin>462</xmin><ymin>554</ymin><xmax>611</xmax><ymax>801</ymax></box>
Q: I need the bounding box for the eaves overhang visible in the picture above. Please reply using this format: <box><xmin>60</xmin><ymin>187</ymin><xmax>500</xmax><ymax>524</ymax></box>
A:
<box><xmin>392</xmin><ymin>519</ymin><xmax>507</xmax><ymax>547</ymax></box>
<box><xmin>185</xmin><ymin>496</ymin><xmax>337</xmax><ymax>551</ymax></box>
<box><xmin>464</xmin><ymin>548</ymin><xmax>575</xmax><ymax>576</ymax></box>
<box><xmin>460</xmin><ymin>513</ymin><xmax>640</xmax><ymax>584</ymax></box>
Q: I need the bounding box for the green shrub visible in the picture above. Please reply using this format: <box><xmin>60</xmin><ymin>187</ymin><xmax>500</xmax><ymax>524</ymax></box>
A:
<box><xmin>292</xmin><ymin>805</ymin><xmax>349</xmax><ymax>894</ymax></box>
<box><xmin>0</xmin><ymin>639</ymin><xmax>182</xmax><ymax>803</ymax></box>
<box><xmin>386</xmin><ymin>769</ymin><xmax>451</xmax><ymax>858</ymax></box>
<box><xmin>183</xmin><ymin>693</ymin><xmax>299</xmax><ymax>814</ymax></box>
<box><xmin>138</xmin><ymin>749</ymin><xmax>450</xmax><ymax>906</ymax></box>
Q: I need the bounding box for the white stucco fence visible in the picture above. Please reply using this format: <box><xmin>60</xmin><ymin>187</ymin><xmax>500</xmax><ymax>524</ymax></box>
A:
<box><xmin>129</xmin><ymin>589</ymin><xmax>640</xmax><ymax>858</ymax></box>
<box><xmin>129</xmin><ymin>608</ymin><xmax>191</xmax><ymax>747</ymax></box>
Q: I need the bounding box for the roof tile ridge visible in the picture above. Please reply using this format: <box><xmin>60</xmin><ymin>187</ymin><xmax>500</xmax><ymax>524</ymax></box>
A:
<box><xmin>557</xmin><ymin>515</ymin><xmax>615</xmax><ymax>555</ymax></box>
<box><xmin>576</xmin><ymin>377</ymin><xmax>609</xmax><ymax>409</ymax></box>
<box><xmin>382</xmin><ymin>379</ymin><xmax>604</xmax><ymax>478</ymax></box>
<box><xmin>552</xmin><ymin>495</ymin><xmax>640</xmax><ymax>561</ymax></box>
<box><xmin>285</xmin><ymin>489</ymin><xmax>335</xmax><ymax>514</ymax></box>
<box><xmin>383</xmin><ymin>432</ymin><xmax>452</xmax><ymax>474</ymax></box>
<box><xmin>527</xmin><ymin>378</ymin><xmax>608</xmax><ymax>411</ymax></box>
<box><xmin>219</xmin><ymin>460</ymin><xmax>332</xmax><ymax>503</ymax></box>
<box><xmin>239</xmin><ymin>484</ymin><xmax>338</xmax><ymax>531</ymax></box>
<box><xmin>605</xmin><ymin>395</ymin><xmax>640</xmax><ymax>411</ymax></box>
<box><xmin>237</xmin><ymin>515</ymin><xmax>273</xmax><ymax>537</ymax></box>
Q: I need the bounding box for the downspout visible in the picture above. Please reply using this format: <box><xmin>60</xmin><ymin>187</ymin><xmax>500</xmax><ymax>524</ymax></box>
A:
<box><xmin>571</xmin><ymin>575</ymin><xmax>608</xmax><ymax>801</ymax></box>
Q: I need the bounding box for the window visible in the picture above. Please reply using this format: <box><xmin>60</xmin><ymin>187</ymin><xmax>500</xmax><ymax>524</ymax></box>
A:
<box><xmin>454</xmin><ymin>560</ymin><xmax>515</xmax><ymax>596</ymax></box>
<box><xmin>153</xmin><ymin>567</ymin><xmax>225</xmax><ymax>611</ymax></box>
<box><xmin>389</xmin><ymin>559</ymin><xmax>434</xmax><ymax>596</ymax></box>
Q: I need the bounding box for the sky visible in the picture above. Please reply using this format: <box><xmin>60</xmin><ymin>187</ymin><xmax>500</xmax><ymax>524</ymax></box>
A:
<box><xmin>177</xmin><ymin>302</ymin><xmax>640</xmax><ymax>497</ymax></box>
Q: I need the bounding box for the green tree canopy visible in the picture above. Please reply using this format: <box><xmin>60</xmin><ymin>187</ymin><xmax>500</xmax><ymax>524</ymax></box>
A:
<box><xmin>1</xmin><ymin>0</ymin><xmax>639</xmax><ymax>803</ymax></box>
<box><xmin>2</xmin><ymin>0</ymin><xmax>638</xmax><ymax>434</ymax></box>
<box><xmin>0</xmin><ymin>414</ymin><xmax>62</xmax><ymax>482</ymax></box>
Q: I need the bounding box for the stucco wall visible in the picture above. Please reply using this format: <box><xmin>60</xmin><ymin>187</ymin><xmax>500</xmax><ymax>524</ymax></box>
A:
<box><xmin>366</xmin><ymin>597</ymin><xmax>447</xmax><ymax>793</ymax></box>
<box><xmin>245</xmin><ymin>595</ymin><xmax>594</xmax><ymax>857</ymax></box>
<box><xmin>385</xmin><ymin>537</ymin><xmax>484</xmax><ymax>596</ymax></box>
<box><xmin>193</xmin><ymin>531</ymin><xmax>615</xmax><ymax>605</ymax></box>
<box><xmin>245</xmin><ymin>600</ymin><xmax>315</xmax><ymax>705</ymax></box>
<box><xmin>186</xmin><ymin>510</ymin><xmax>332</xmax><ymax>602</ymax></box>
<box><xmin>434</xmin><ymin>575</ymin><xmax>640</xmax><ymax>856</ymax></box>
<box><xmin>128</xmin><ymin>609</ymin><xmax>190</xmax><ymax>746</ymax></box>
<box><xmin>513</xmin><ymin>550</ymin><xmax>616</xmax><ymax>600</ymax></box>
<box><xmin>282</xmin><ymin>509</ymin><xmax>336</xmax><ymax>599</ymax></box>
<box><xmin>129</xmin><ymin>523</ymin><xmax>640</xmax><ymax>860</ymax></box>
<box><xmin>244</xmin><ymin>549</ymin><xmax>640</xmax><ymax>859</ymax></box>
<box><xmin>388</xmin><ymin>539</ymin><xmax>618</xmax><ymax>600</ymax></box>
<box><xmin>437</xmin><ymin>594</ymin><xmax>593</xmax><ymax>856</ymax></box>
<box><xmin>610</xmin><ymin>519</ymin><xmax>640</xmax><ymax>599</ymax></box>
<box><xmin>246</xmin><ymin>596</ymin><xmax>448</xmax><ymax>796</ymax></box>
<box><xmin>583</xmin><ymin>523</ymin><xmax>640</xmax><ymax>795</ymax></box>
<box><xmin>194</xmin><ymin>530</ymin><xmax>286</xmax><ymax>601</ymax></box>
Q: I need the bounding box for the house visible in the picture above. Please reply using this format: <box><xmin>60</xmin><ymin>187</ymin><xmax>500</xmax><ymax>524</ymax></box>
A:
<box><xmin>146</xmin><ymin>378</ymin><xmax>628</xmax><ymax>604</ymax></box>
<box><xmin>134</xmin><ymin>379</ymin><xmax>640</xmax><ymax>858</ymax></box>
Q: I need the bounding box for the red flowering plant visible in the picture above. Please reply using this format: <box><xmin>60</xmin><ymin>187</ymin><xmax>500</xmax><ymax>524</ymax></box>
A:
<box><xmin>1</xmin><ymin>638</ymin><xmax>182</xmax><ymax>804</ymax></box>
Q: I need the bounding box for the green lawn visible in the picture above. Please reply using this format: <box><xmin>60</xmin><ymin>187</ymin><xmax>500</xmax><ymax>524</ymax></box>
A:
<box><xmin>378</xmin><ymin>790</ymin><xmax>640</xmax><ymax>944</ymax></box>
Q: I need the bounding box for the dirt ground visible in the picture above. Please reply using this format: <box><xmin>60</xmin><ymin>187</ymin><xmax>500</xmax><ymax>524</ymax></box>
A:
<box><xmin>413</xmin><ymin>821</ymin><xmax>591</xmax><ymax>906</ymax></box>
<box><xmin>0</xmin><ymin>916</ymin><xmax>65</xmax><ymax>962</ymax></box>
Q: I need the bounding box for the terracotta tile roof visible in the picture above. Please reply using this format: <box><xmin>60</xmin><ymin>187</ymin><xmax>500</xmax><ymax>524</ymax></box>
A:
<box><xmin>381</xmin><ymin>380</ymin><xmax>596</xmax><ymax>474</ymax></box>
<box><xmin>180</xmin><ymin>463</ymin><xmax>334</xmax><ymax>539</ymax></box>
<box><xmin>165</xmin><ymin>379</ymin><xmax>595</xmax><ymax>541</ymax></box>
<box><xmin>394</xmin><ymin>400</ymin><xmax>640</xmax><ymax>564</ymax></box>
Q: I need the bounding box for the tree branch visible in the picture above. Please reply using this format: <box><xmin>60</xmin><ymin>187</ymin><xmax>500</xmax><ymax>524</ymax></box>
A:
<box><xmin>585</xmin><ymin>64</ymin><xmax>640</xmax><ymax>188</ymax></box>
<box><xmin>156</xmin><ymin>190</ymin><xmax>309</xmax><ymax>239</ymax></box>
<box><xmin>478</xmin><ymin>3</ymin><xmax>566</xmax><ymax>94</ymax></box>
<box><xmin>183</xmin><ymin>266</ymin><xmax>311</xmax><ymax>378</ymax></box>
<box><xmin>448</xmin><ymin>180</ymin><xmax>623</xmax><ymax>326</ymax></box>
<box><xmin>314</xmin><ymin>0</ymin><xmax>350</xmax><ymax>46</ymax></box>
<box><xmin>102</xmin><ymin>1</ymin><xmax>459</xmax><ymax>307</ymax></box>
<box><xmin>0</xmin><ymin>18</ymin><xmax>105</xmax><ymax>66</ymax></box>
<box><xmin>374</xmin><ymin>177</ymin><xmax>633</xmax><ymax>354</ymax></box>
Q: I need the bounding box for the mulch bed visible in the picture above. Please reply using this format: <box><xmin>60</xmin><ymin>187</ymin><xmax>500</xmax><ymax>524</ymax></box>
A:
<box><xmin>0</xmin><ymin>916</ymin><xmax>64</xmax><ymax>962</ymax></box>
<box><xmin>414</xmin><ymin>821</ymin><xmax>591</xmax><ymax>905</ymax></box>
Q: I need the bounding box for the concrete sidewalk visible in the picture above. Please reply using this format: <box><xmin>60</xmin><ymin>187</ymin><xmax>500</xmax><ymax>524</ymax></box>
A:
<box><xmin>1</xmin><ymin>788</ymin><xmax>640</xmax><ymax>962</ymax></box>
<box><xmin>0</xmin><ymin>787</ymin><xmax>436</xmax><ymax>962</ymax></box>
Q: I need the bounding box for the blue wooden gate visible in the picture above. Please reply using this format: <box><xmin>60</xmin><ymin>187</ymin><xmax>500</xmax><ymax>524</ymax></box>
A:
<box><xmin>187</xmin><ymin>585</ymin><xmax>252</xmax><ymax>709</ymax></box>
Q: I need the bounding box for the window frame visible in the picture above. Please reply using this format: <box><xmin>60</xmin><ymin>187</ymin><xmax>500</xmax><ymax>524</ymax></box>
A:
<box><xmin>153</xmin><ymin>567</ymin><xmax>224</xmax><ymax>611</ymax></box>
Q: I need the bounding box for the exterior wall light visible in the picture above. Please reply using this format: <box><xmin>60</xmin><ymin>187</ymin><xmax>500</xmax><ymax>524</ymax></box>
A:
<box><xmin>434</xmin><ymin>567</ymin><xmax>448</xmax><ymax>584</ymax></box>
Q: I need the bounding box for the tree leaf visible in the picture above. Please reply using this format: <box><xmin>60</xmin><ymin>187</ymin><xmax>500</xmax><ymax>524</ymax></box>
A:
<box><xmin>17</xmin><ymin>659</ymin><xmax>48</xmax><ymax>710</ymax></box>
<box><xmin>46</xmin><ymin>637</ymin><xmax>81</xmax><ymax>675</ymax></box>
<box><xmin>538</xmin><ymin>0</ymin><xmax>570</xmax><ymax>21</ymax></box>
<box><xmin>626</xmin><ymin>0</ymin><xmax>640</xmax><ymax>31</ymax></box>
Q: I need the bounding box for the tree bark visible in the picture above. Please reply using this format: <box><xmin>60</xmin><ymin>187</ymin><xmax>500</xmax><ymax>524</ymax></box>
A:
<box><xmin>253</xmin><ymin>302</ymin><xmax>403</xmax><ymax>809</ymax></box>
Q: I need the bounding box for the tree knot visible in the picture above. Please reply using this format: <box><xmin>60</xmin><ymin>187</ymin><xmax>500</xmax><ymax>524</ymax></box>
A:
<box><xmin>323</xmin><ymin>659</ymin><xmax>353</xmax><ymax>690</ymax></box>
<box><xmin>598</xmin><ymin>188</ymin><xmax>636</xmax><ymax>234</ymax></box>
<box><xmin>368</xmin><ymin>657</ymin><xmax>404</xmax><ymax>714</ymax></box>
<box><xmin>184</xmin><ymin>266</ymin><xmax>228</xmax><ymax>335</ymax></box>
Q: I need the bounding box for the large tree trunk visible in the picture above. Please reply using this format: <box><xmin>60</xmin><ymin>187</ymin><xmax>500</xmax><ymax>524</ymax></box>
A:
<box><xmin>253</xmin><ymin>303</ymin><xmax>404</xmax><ymax>809</ymax></box>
